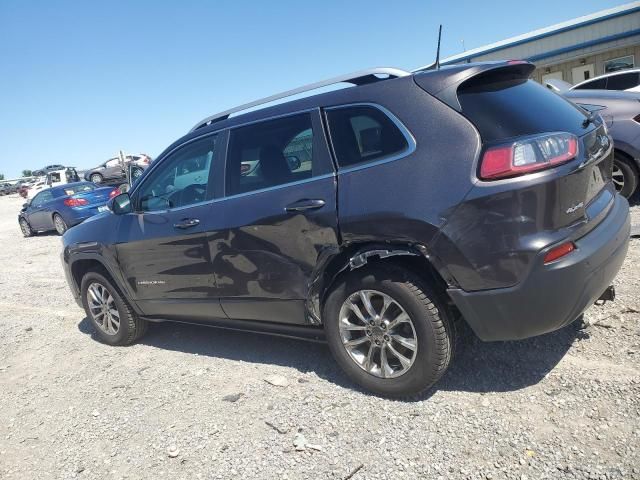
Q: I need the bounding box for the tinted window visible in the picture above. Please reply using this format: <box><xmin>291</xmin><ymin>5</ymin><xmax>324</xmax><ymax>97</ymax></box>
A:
<box><xmin>573</xmin><ymin>78</ymin><xmax>606</xmax><ymax>89</ymax></box>
<box><xmin>326</xmin><ymin>106</ymin><xmax>408</xmax><ymax>167</ymax></box>
<box><xmin>606</xmin><ymin>72</ymin><xmax>639</xmax><ymax>90</ymax></box>
<box><xmin>458</xmin><ymin>78</ymin><xmax>588</xmax><ymax>142</ymax></box>
<box><xmin>32</xmin><ymin>190</ymin><xmax>53</xmax><ymax>206</ymax></box>
<box><xmin>226</xmin><ymin>113</ymin><xmax>314</xmax><ymax>196</ymax></box>
<box><xmin>138</xmin><ymin>135</ymin><xmax>217</xmax><ymax>212</ymax></box>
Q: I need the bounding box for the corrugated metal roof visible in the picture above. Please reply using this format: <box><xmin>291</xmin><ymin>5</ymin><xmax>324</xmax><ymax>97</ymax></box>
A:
<box><xmin>415</xmin><ymin>1</ymin><xmax>640</xmax><ymax>69</ymax></box>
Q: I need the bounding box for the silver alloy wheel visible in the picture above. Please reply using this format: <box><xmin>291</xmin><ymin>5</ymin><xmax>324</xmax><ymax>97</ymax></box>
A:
<box><xmin>90</xmin><ymin>173</ymin><xmax>102</xmax><ymax>184</ymax></box>
<box><xmin>87</xmin><ymin>282</ymin><xmax>120</xmax><ymax>335</ymax></box>
<box><xmin>54</xmin><ymin>215</ymin><xmax>66</xmax><ymax>234</ymax></box>
<box><xmin>20</xmin><ymin>219</ymin><xmax>31</xmax><ymax>236</ymax></box>
<box><xmin>338</xmin><ymin>289</ymin><xmax>418</xmax><ymax>379</ymax></box>
<box><xmin>612</xmin><ymin>163</ymin><xmax>625</xmax><ymax>191</ymax></box>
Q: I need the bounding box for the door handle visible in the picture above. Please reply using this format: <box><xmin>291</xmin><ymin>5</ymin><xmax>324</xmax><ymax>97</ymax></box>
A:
<box><xmin>173</xmin><ymin>218</ymin><xmax>200</xmax><ymax>229</ymax></box>
<box><xmin>285</xmin><ymin>199</ymin><xmax>326</xmax><ymax>213</ymax></box>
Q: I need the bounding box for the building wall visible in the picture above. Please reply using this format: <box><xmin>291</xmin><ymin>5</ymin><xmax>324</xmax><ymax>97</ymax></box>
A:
<box><xmin>531</xmin><ymin>44</ymin><xmax>640</xmax><ymax>84</ymax></box>
<box><xmin>440</xmin><ymin>5</ymin><xmax>640</xmax><ymax>87</ymax></box>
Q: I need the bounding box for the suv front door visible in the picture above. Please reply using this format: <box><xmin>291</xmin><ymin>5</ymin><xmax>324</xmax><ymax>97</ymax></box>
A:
<box><xmin>114</xmin><ymin>133</ymin><xmax>227</xmax><ymax>321</ymax></box>
<box><xmin>211</xmin><ymin>110</ymin><xmax>339</xmax><ymax>324</ymax></box>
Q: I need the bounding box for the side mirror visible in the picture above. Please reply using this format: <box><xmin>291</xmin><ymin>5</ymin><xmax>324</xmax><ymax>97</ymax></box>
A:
<box><xmin>22</xmin><ymin>202</ymin><xmax>30</xmax><ymax>211</ymax></box>
<box><xmin>110</xmin><ymin>193</ymin><xmax>132</xmax><ymax>215</ymax></box>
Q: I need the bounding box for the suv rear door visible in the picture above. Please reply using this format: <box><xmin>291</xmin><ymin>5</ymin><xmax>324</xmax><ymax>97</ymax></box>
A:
<box><xmin>211</xmin><ymin>110</ymin><xmax>338</xmax><ymax>324</ymax></box>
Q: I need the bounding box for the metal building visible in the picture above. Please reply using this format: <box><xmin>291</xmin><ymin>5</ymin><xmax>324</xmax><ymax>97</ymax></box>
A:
<box><xmin>423</xmin><ymin>2</ymin><xmax>640</xmax><ymax>86</ymax></box>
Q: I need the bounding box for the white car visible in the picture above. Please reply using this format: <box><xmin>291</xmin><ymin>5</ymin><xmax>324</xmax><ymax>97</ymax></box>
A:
<box><xmin>571</xmin><ymin>69</ymin><xmax>640</xmax><ymax>93</ymax></box>
<box><xmin>27</xmin><ymin>168</ymin><xmax>80</xmax><ymax>199</ymax></box>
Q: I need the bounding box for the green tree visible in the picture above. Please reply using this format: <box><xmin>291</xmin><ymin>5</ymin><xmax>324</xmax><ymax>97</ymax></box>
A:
<box><xmin>0</xmin><ymin>173</ymin><xmax>4</xmax><ymax>181</ymax></box>
<box><xmin>22</xmin><ymin>169</ymin><xmax>32</xmax><ymax>177</ymax></box>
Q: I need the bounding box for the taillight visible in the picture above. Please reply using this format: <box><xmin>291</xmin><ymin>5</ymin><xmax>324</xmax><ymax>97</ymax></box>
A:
<box><xmin>544</xmin><ymin>241</ymin><xmax>576</xmax><ymax>264</ymax></box>
<box><xmin>64</xmin><ymin>197</ymin><xmax>89</xmax><ymax>207</ymax></box>
<box><xmin>480</xmin><ymin>132</ymin><xmax>578</xmax><ymax>180</ymax></box>
<box><xmin>109</xmin><ymin>188</ymin><xmax>120</xmax><ymax>199</ymax></box>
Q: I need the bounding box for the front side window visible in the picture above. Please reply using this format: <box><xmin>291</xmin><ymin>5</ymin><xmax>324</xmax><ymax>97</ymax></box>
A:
<box><xmin>32</xmin><ymin>190</ymin><xmax>53</xmax><ymax>207</ymax></box>
<box><xmin>226</xmin><ymin>113</ymin><xmax>314</xmax><ymax>196</ymax></box>
<box><xmin>326</xmin><ymin>106</ymin><xmax>409</xmax><ymax>168</ymax></box>
<box><xmin>138</xmin><ymin>135</ymin><xmax>217</xmax><ymax>212</ymax></box>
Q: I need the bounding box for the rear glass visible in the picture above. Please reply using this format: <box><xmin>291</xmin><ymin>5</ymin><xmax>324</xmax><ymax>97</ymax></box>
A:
<box><xmin>60</xmin><ymin>183</ymin><xmax>96</xmax><ymax>196</ymax></box>
<box><xmin>458</xmin><ymin>78</ymin><xmax>588</xmax><ymax>142</ymax></box>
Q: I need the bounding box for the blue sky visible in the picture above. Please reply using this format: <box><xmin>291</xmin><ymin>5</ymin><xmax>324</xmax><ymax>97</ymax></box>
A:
<box><xmin>0</xmin><ymin>0</ymin><xmax>628</xmax><ymax>178</ymax></box>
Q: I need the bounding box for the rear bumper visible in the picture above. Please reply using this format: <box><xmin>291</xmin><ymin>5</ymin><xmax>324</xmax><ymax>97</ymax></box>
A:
<box><xmin>448</xmin><ymin>194</ymin><xmax>630</xmax><ymax>341</ymax></box>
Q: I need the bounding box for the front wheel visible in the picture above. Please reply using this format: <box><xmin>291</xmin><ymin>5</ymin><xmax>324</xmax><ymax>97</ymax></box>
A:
<box><xmin>19</xmin><ymin>218</ymin><xmax>33</xmax><ymax>237</ymax></box>
<box><xmin>323</xmin><ymin>265</ymin><xmax>453</xmax><ymax>398</ymax></box>
<box><xmin>81</xmin><ymin>271</ymin><xmax>148</xmax><ymax>346</ymax></box>
<box><xmin>90</xmin><ymin>173</ymin><xmax>103</xmax><ymax>184</ymax></box>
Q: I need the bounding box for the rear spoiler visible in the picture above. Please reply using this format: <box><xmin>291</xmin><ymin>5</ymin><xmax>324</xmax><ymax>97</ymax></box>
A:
<box><xmin>413</xmin><ymin>61</ymin><xmax>535</xmax><ymax>112</ymax></box>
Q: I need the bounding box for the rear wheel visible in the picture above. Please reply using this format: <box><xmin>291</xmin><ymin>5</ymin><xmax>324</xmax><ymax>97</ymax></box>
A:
<box><xmin>612</xmin><ymin>154</ymin><xmax>638</xmax><ymax>198</ymax></box>
<box><xmin>90</xmin><ymin>173</ymin><xmax>103</xmax><ymax>184</ymax></box>
<box><xmin>323</xmin><ymin>265</ymin><xmax>453</xmax><ymax>398</ymax></box>
<box><xmin>53</xmin><ymin>214</ymin><xmax>67</xmax><ymax>235</ymax></box>
<box><xmin>19</xmin><ymin>218</ymin><xmax>33</xmax><ymax>237</ymax></box>
<box><xmin>81</xmin><ymin>271</ymin><xmax>147</xmax><ymax>346</ymax></box>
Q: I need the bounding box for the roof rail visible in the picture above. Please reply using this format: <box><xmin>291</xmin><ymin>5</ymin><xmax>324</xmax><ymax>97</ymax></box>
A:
<box><xmin>189</xmin><ymin>67</ymin><xmax>410</xmax><ymax>132</ymax></box>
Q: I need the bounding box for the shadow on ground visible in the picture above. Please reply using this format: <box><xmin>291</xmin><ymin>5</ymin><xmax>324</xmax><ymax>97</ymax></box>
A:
<box><xmin>78</xmin><ymin>315</ymin><xmax>588</xmax><ymax>400</ymax></box>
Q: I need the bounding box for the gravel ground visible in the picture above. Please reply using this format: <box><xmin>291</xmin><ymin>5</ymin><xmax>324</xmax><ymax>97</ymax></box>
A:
<box><xmin>0</xmin><ymin>194</ymin><xmax>639</xmax><ymax>480</ymax></box>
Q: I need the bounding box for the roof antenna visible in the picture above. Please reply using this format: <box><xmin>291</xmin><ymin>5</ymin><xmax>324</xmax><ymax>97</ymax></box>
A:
<box><xmin>435</xmin><ymin>24</ymin><xmax>442</xmax><ymax>70</ymax></box>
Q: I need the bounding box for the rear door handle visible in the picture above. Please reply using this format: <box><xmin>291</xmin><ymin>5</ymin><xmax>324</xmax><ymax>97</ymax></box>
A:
<box><xmin>285</xmin><ymin>199</ymin><xmax>326</xmax><ymax>213</ymax></box>
<box><xmin>173</xmin><ymin>218</ymin><xmax>200</xmax><ymax>229</ymax></box>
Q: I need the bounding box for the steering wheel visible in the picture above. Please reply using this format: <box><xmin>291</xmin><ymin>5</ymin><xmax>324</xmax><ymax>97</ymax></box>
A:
<box><xmin>177</xmin><ymin>183</ymin><xmax>206</xmax><ymax>207</ymax></box>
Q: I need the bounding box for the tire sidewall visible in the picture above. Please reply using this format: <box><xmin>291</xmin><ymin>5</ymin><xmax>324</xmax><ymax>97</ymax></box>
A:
<box><xmin>614</xmin><ymin>156</ymin><xmax>637</xmax><ymax>198</ymax></box>
<box><xmin>323</xmin><ymin>266</ymin><xmax>449</xmax><ymax>396</ymax></box>
<box><xmin>19</xmin><ymin>218</ymin><xmax>32</xmax><ymax>237</ymax></box>
<box><xmin>81</xmin><ymin>272</ymin><xmax>131</xmax><ymax>346</ymax></box>
<box><xmin>53</xmin><ymin>214</ymin><xmax>67</xmax><ymax>235</ymax></box>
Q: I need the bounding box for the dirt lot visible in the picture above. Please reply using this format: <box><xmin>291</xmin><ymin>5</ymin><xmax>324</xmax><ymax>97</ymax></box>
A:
<box><xmin>0</xmin><ymin>194</ymin><xmax>638</xmax><ymax>480</ymax></box>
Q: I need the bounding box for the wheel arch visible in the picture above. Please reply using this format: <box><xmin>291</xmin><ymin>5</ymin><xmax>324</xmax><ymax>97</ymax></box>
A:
<box><xmin>308</xmin><ymin>242</ymin><xmax>456</xmax><ymax>325</ymax></box>
<box><xmin>68</xmin><ymin>254</ymin><xmax>142</xmax><ymax>314</ymax></box>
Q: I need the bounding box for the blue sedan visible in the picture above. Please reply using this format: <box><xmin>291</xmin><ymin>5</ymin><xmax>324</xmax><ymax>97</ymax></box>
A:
<box><xmin>18</xmin><ymin>182</ymin><xmax>119</xmax><ymax>236</ymax></box>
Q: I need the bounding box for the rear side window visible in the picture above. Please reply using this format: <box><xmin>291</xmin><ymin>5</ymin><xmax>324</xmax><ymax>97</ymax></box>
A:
<box><xmin>606</xmin><ymin>72</ymin><xmax>639</xmax><ymax>90</ymax></box>
<box><xmin>226</xmin><ymin>113</ymin><xmax>314</xmax><ymax>196</ymax></box>
<box><xmin>574</xmin><ymin>78</ymin><xmax>606</xmax><ymax>89</ymax></box>
<box><xmin>458</xmin><ymin>78</ymin><xmax>588</xmax><ymax>142</ymax></box>
<box><xmin>326</xmin><ymin>106</ymin><xmax>409</xmax><ymax>168</ymax></box>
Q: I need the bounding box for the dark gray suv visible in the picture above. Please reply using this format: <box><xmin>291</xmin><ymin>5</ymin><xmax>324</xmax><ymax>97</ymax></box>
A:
<box><xmin>62</xmin><ymin>62</ymin><xmax>630</xmax><ymax>397</ymax></box>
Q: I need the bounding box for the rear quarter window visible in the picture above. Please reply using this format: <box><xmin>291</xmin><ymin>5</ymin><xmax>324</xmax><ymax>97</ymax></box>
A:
<box><xmin>326</xmin><ymin>105</ymin><xmax>409</xmax><ymax>168</ymax></box>
<box><xmin>458</xmin><ymin>78</ymin><xmax>588</xmax><ymax>142</ymax></box>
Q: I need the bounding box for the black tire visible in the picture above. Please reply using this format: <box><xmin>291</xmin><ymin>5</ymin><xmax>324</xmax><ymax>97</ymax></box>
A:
<box><xmin>323</xmin><ymin>265</ymin><xmax>453</xmax><ymax>398</ymax></box>
<box><xmin>53</xmin><ymin>213</ymin><xmax>67</xmax><ymax>235</ymax></box>
<box><xmin>80</xmin><ymin>271</ymin><xmax>148</xmax><ymax>346</ymax></box>
<box><xmin>90</xmin><ymin>173</ymin><xmax>103</xmax><ymax>184</ymax></box>
<box><xmin>19</xmin><ymin>217</ymin><xmax>33</xmax><ymax>237</ymax></box>
<box><xmin>613</xmin><ymin>154</ymin><xmax>638</xmax><ymax>199</ymax></box>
